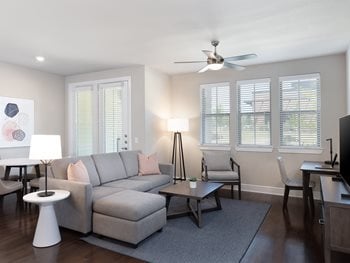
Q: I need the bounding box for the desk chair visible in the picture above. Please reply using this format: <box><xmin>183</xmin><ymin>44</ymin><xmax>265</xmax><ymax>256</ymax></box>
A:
<box><xmin>201</xmin><ymin>151</ymin><xmax>241</xmax><ymax>199</ymax></box>
<box><xmin>277</xmin><ymin>157</ymin><xmax>315</xmax><ymax>212</ymax></box>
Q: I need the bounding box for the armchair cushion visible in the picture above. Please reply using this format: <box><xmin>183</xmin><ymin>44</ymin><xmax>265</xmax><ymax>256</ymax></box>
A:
<box><xmin>203</xmin><ymin>151</ymin><xmax>232</xmax><ymax>171</ymax></box>
<box><xmin>203</xmin><ymin>171</ymin><xmax>239</xmax><ymax>181</ymax></box>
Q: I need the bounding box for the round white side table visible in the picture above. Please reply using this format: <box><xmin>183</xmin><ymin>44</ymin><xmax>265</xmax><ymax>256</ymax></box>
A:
<box><xmin>23</xmin><ymin>190</ymin><xmax>70</xmax><ymax>248</ymax></box>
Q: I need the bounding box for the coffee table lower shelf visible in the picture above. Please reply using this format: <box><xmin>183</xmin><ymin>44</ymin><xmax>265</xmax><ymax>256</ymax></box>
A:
<box><xmin>159</xmin><ymin>181</ymin><xmax>224</xmax><ymax>228</ymax></box>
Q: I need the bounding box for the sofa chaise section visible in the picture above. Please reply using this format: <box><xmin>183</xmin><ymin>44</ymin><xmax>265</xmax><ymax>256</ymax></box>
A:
<box><xmin>43</xmin><ymin>151</ymin><xmax>173</xmax><ymax>234</ymax></box>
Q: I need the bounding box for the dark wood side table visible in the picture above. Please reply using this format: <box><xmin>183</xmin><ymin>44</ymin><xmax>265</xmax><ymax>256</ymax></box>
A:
<box><xmin>159</xmin><ymin>181</ymin><xmax>223</xmax><ymax>227</ymax></box>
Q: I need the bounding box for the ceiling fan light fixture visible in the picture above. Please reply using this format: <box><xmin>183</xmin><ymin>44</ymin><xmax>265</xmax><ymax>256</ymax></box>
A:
<box><xmin>35</xmin><ymin>56</ymin><xmax>45</xmax><ymax>62</ymax></box>
<box><xmin>208</xmin><ymin>63</ymin><xmax>223</xmax><ymax>71</ymax></box>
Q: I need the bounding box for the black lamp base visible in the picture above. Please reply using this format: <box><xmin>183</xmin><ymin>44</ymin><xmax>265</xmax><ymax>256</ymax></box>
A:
<box><xmin>37</xmin><ymin>191</ymin><xmax>55</xmax><ymax>197</ymax></box>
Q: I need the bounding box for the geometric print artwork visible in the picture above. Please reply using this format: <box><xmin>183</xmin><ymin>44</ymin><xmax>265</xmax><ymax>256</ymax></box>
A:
<box><xmin>0</xmin><ymin>96</ymin><xmax>34</xmax><ymax>148</ymax></box>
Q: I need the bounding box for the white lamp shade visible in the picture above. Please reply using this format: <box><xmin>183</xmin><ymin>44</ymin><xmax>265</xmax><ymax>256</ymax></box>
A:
<box><xmin>29</xmin><ymin>135</ymin><xmax>62</xmax><ymax>161</ymax></box>
<box><xmin>168</xmin><ymin>118</ymin><xmax>189</xmax><ymax>132</ymax></box>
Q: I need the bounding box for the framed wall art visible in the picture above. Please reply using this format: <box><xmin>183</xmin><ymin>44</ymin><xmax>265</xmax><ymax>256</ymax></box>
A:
<box><xmin>0</xmin><ymin>96</ymin><xmax>34</xmax><ymax>148</ymax></box>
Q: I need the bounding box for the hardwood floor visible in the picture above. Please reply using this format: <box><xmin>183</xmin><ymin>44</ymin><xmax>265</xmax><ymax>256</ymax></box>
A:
<box><xmin>1</xmin><ymin>190</ymin><xmax>350</xmax><ymax>263</ymax></box>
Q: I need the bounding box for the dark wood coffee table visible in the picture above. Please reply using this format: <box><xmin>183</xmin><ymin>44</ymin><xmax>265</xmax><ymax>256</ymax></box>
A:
<box><xmin>159</xmin><ymin>181</ymin><xmax>224</xmax><ymax>227</ymax></box>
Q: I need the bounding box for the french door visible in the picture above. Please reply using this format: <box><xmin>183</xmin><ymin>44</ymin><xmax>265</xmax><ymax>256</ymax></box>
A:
<box><xmin>69</xmin><ymin>77</ymin><xmax>130</xmax><ymax>156</ymax></box>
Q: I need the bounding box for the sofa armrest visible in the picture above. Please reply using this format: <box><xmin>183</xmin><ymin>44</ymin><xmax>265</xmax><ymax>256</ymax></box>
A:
<box><xmin>39</xmin><ymin>177</ymin><xmax>93</xmax><ymax>234</ymax></box>
<box><xmin>159</xmin><ymin>163</ymin><xmax>174</xmax><ymax>178</ymax></box>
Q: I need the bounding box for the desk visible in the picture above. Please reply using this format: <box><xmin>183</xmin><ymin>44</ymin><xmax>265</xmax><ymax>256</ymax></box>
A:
<box><xmin>0</xmin><ymin>158</ymin><xmax>41</xmax><ymax>194</ymax></box>
<box><xmin>23</xmin><ymin>190</ymin><xmax>70</xmax><ymax>247</ymax></box>
<box><xmin>300</xmin><ymin>161</ymin><xmax>339</xmax><ymax>216</ymax></box>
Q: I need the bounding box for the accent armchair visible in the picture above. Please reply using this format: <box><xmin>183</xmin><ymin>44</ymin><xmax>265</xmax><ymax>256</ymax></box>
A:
<box><xmin>201</xmin><ymin>151</ymin><xmax>241</xmax><ymax>199</ymax></box>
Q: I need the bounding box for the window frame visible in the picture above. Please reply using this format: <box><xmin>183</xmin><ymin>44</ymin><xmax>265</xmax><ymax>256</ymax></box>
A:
<box><xmin>278</xmin><ymin>73</ymin><xmax>321</xmax><ymax>153</ymax></box>
<box><xmin>236</xmin><ymin>78</ymin><xmax>272</xmax><ymax>150</ymax></box>
<box><xmin>199</xmin><ymin>82</ymin><xmax>231</xmax><ymax>147</ymax></box>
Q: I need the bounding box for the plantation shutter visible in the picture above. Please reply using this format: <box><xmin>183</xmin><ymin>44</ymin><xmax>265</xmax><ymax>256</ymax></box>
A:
<box><xmin>279</xmin><ymin>73</ymin><xmax>321</xmax><ymax>147</ymax></box>
<box><xmin>200</xmin><ymin>83</ymin><xmax>230</xmax><ymax>145</ymax></box>
<box><xmin>237</xmin><ymin>79</ymin><xmax>271</xmax><ymax>146</ymax></box>
<box><xmin>74</xmin><ymin>86</ymin><xmax>94</xmax><ymax>156</ymax></box>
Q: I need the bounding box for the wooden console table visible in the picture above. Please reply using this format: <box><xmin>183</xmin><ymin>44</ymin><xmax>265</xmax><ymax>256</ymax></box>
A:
<box><xmin>320</xmin><ymin>176</ymin><xmax>350</xmax><ymax>263</ymax></box>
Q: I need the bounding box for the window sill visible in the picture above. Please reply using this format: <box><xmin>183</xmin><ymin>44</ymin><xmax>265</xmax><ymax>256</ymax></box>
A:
<box><xmin>199</xmin><ymin>145</ymin><xmax>231</xmax><ymax>151</ymax></box>
<box><xmin>278</xmin><ymin>147</ymin><xmax>323</xmax><ymax>154</ymax></box>
<box><xmin>235</xmin><ymin>146</ymin><xmax>273</xmax><ymax>153</ymax></box>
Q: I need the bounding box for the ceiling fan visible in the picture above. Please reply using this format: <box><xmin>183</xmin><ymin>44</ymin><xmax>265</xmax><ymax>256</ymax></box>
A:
<box><xmin>174</xmin><ymin>40</ymin><xmax>257</xmax><ymax>73</ymax></box>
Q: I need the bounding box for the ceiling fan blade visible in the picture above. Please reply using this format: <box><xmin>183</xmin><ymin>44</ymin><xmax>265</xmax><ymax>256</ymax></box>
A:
<box><xmin>198</xmin><ymin>65</ymin><xmax>210</xmax><ymax>73</ymax></box>
<box><xmin>224</xmin><ymin>62</ymin><xmax>245</xmax><ymax>71</ymax></box>
<box><xmin>174</xmin><ymin>61</ymin><xmax>206</xmax><ymax>64</ymax></box>
<box><xmin>202</xmin><ymin>50</ymin><xmax>216</xmax><ymax>59</ymax></box>
<box><xmin>225</xmin><ymin>53</ymin><xmax>257</xmax><ymax>61</ymax></box>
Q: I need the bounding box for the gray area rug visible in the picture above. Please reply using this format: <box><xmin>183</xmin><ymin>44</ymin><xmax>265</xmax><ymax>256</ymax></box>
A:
<box><xmin>82</xmin><ymin>197</ymin><xmax>270</xmax><ymax>263</ymax></box>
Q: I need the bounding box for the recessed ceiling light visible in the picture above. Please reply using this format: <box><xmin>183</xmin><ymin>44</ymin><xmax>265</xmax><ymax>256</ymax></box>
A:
<box><xmin>35</xmin><ymin>56</ymin><xmax>45</xmax><ymax>62</ymax></box>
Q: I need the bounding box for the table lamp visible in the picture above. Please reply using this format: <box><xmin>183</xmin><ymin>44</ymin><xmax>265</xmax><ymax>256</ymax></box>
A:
<box><xmin>168</xmin><ymin>118</ymin><xmax>189</xmax><ymax>183</ymax></box>
<box><xmin>29</xmin><ymin>135</ymin><xmax>62</xmax><ymax>197</ymax></box>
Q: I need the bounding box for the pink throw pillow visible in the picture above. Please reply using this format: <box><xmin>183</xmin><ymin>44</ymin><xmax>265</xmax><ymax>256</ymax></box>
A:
<box><xmin>138</xmin><ymin>153</ymin><xmax>161</xmax><ymax>176</ymax></box>
<box><xmin>67</xmin><ymin>160</ymin><xmax>90</xmax><ymax>183</ymax></box>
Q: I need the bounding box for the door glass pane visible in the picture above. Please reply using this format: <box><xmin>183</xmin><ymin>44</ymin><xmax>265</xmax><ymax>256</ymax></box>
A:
<box><xmin>75</xmin><ymin>88</ymin><xmax>93</xmax><ymax>155</ymax></box>
<box><xmin>100</xmin><ymin>82</ymin><xmax>126</xmax><ymax>153</ymax></box>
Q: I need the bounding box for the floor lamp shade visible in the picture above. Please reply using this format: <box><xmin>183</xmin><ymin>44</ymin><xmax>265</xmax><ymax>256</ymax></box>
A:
<box><xmin>29</xmin><ymin>135</ymin><xmax>62</xmax><ymax>197</ymax></box>
<box><xmin>168</xmin><ymin>119</ymin><xmax>188</xmax><ymax>182</ymax></box>
<box><xmin>168</xmin><ymin>118</ymin><xmax>189</xmax><ymax>132</ymax></box>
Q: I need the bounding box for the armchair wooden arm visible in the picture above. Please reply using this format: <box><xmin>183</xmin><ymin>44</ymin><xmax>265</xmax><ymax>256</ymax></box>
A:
<box><xmin>230</xmin><ymin>158</ymin><xmax>241</xmax><ymax>180</ymax></box>
<box><xmin>201</xmin><ymin>158</ymin><xmax>209</xmax><ymax>181</ymax></box>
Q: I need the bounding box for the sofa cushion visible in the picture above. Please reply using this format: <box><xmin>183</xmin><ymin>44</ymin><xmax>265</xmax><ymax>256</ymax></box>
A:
<box><xmin>104</xmin><ymin>179</ymin><xmax>154</xmax><ymax>192</ymax></box>
<box><xmin>119</xmin><ymin>150</ymin><xmax>141</xmax><ymax>177</ymax></box>
<box><xmin>128</xmin><ymin>174</ymin><xmax>171</xmax><ymax>189</ymax></box>
<box><xmin>92</xmin><ymin>186</ymin><xmax>125</xmax><ymax>202</ymax></box>
<box><xmin>51</xmin><ymin>156</ymin><xmax>101</xmax><ymax>187</ymax></box>
<box><xmin>93</xmin><ymin>190</ymin><xmax>165</xmax><ymax>221</ymax></box>
<box><xmin>92</xmin><ymin>152</ymin><xmax>127</xmax><ymax>183</ymax></box>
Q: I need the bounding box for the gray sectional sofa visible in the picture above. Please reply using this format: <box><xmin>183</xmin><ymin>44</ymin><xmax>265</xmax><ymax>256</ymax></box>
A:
<box><xmin>42</xmin><ymin>150</ymin><xmax>173</xmax><ymax>238</ymax></box>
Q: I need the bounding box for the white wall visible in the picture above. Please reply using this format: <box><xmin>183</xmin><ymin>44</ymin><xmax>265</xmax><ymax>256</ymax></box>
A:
<box><xmin>0</xmin><ymin>62</ymin><xmax>65</xmax><ymax>158</ymax></box>
<box><xmin>170</xmin><ymin>54</ymin><xmax>346</xmax><ymax>193</ymax></box>
<box><xmin>144</xmin><ymin>67</ymin><xmax>172</xmax><ymax>163</ymax></box>
<box><xmin>65</xmin><ymin>66</ymin><xmax>146</xmax><ymax>154</ymax></box>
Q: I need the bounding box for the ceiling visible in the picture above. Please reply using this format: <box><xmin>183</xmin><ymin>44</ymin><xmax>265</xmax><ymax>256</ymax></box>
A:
<box><xmin>0</xmin><ymin>0</ymin><xmax>349</xmax><ymax>76</ymax></box>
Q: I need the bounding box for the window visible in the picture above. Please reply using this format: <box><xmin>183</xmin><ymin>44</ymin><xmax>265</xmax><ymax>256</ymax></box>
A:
<box><xmin>279</xmin><ymin>73</ymin><xmax>320</xmax><ymax>148</ymax></box>
<box><xmin>237</xmin><ymin>79</ymin><xmax>271</xmax><ymax>147</ymax></box>
<box><xmin>200</xmin><ymin>82</ymin><xmax>230</xmax><ymax>145</ymax></box>
<box><xmin>69</xmin><ymin>77</ymin><xmax>130</xmax><ymax>156</ymax></box>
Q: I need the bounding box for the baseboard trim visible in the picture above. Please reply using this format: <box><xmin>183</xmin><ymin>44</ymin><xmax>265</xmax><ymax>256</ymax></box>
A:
<box><xmin>232</xmin><ymin>183</ymin><xmax>321</xmax><ymax>200</ymax></box>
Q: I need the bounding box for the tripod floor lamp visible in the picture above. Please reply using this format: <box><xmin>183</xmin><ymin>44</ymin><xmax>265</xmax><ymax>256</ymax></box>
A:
<box><xmin>168</xmin><ymin>118</ymin><xmax>189</xmax><ymax>183</ymax></box>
